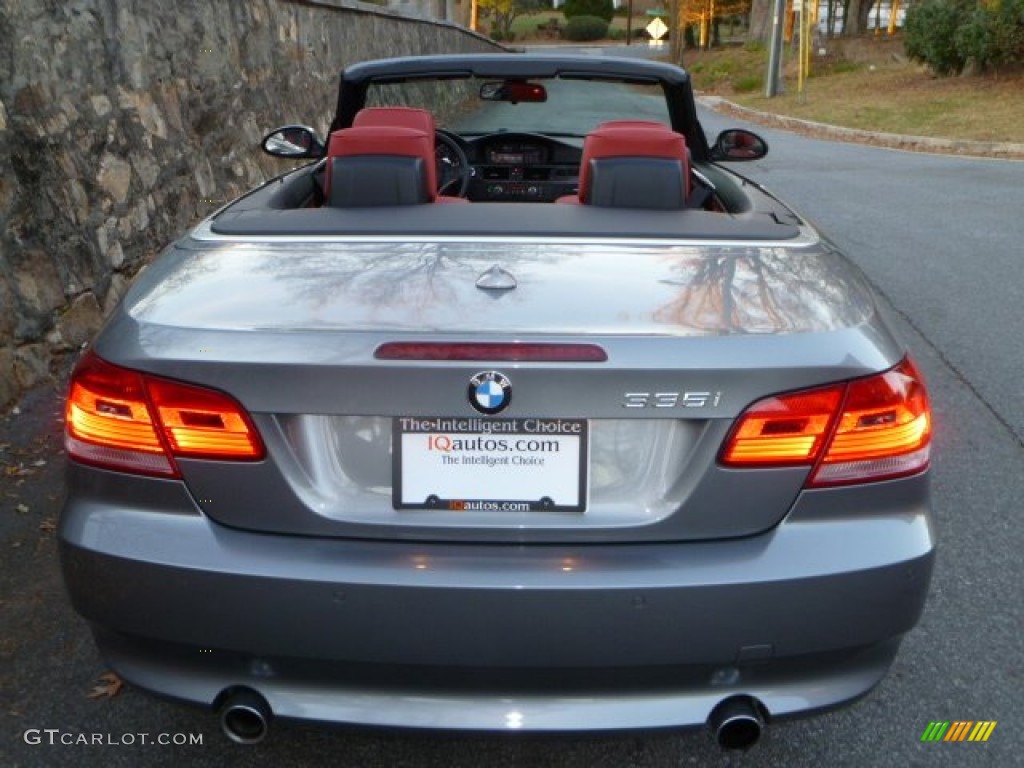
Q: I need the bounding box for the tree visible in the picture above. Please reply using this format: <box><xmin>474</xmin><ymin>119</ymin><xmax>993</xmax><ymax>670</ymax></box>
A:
<box><xmin>681</xmin><ymin>0</ymin><xmax>752</xmax><ymax>48</ymax></box>
<box><xmin>748</xmin><ymin>0</ymin><xmax>880</xmax><ymax>40</ymax></box>
<box><xmin>843</xmin><ymin>0</ymin><xmax>876</xmax><ymax>35</ymax></box>
<box><xmin>479</xmin><ymin>0</ymin><xmax>546</xmax><ymax>39</ymax></box>
<box><xmin>562</xmin><ymin>0</ymin><xmax>615</xmax><ymax>22</ymax></box>
<box><xmin>824</xmin><ymin>0</ymin><xmax>840</xmax><ymax>37</ymax></box>
<box><xmin>905</xmin><ymin>0</ymin><xmax>1024</xmax><ymax>75</ymax></box>
<box><xmin>748</xmin><ymin>0</ymin><xmax>774</xmax><ymax>42</ymax></box>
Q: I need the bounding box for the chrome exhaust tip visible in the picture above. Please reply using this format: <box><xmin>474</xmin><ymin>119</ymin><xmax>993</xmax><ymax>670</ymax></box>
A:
<box><xmin>218</xmin><ymin>687</ymin><xmax>271</xmax><ymax>745</ymax></box>
<box><xmin>708</xmin><ymin>695</ymin><xmax>766</xmax><ymax>751</ymax></box>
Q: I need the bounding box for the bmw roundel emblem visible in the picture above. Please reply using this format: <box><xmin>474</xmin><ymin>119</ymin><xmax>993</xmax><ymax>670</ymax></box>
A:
<box><xmin>468</xmin><ymin>371</ymin><xmax>512</xmax><ymax>415</ymax></box>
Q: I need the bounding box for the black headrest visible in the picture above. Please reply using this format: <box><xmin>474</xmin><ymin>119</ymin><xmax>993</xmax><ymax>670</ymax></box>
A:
<box><xmin>585</xmin><ymin>157</ymin><xmax>687</xmax><ymax>209</ymax></box>
<box><xmin>327</xmin><ymin>155</ymin><xmax>430</xmax><ymax>207</ymax></box>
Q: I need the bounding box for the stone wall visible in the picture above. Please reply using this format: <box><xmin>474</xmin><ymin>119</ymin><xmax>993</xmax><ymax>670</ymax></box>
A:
<box><xmin>0</xmin><ymin>0</ymin><xmax>499</xmax><ymax>408</ymax></box>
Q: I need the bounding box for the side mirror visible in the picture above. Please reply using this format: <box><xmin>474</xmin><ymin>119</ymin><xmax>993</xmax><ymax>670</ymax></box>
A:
<box><xmin>261</xmin><ymin>125</ymin><xmax>325</xmax><ymax>159</ymax></box>
<box><xmin>710</xmin><ymin>129</ymin><xmax>768</xmax><ymax>162</ymax></box>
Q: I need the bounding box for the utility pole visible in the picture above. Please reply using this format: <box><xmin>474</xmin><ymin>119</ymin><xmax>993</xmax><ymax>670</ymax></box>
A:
<box><xmin>670</xmin><ymin>0</ymin><xmax>682</xmax><ymax>65</ymax></box>
<box><xmin>765</xmin><ymin>0</ymin><xmax>786</xmax><ymax>96</ymax></box>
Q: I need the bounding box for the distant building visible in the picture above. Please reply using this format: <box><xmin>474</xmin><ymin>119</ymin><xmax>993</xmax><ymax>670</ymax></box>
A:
<box><xmin>551</xmin><ymin>0</ymin><xmax>667</xmax><ymax>13</ymax></box>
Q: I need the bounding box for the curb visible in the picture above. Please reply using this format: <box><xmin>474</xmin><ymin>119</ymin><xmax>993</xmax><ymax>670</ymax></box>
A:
<box><xmin>697</xmin><ymin>95</ymin><xmax>1024</xmax><ymax>160</ymax></box>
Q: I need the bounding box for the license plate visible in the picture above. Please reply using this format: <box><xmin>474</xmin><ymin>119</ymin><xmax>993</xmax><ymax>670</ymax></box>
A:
<box><xmin>393</xmin><ymin>417</ymin><xmax>588</xmax><ymax>512</ymax></box>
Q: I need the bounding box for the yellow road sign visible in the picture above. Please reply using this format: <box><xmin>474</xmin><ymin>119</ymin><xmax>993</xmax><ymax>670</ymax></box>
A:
<box><xmin>646</xmin><ymin>17</ymin><xmax>668</xmax><ymax>40</ymax></box>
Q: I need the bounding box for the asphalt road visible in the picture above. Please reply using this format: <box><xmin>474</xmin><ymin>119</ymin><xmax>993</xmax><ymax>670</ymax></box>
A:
<box><xmin>3</xmin><ymin>110</ymin><xmax>1023</xmax><ymax>768</ymax></box>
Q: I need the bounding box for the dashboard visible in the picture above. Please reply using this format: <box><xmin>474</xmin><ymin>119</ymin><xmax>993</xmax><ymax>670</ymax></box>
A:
<box><xmin>458</xmin><ymin>133</ymin><xmax>582</xmax><ymax>203</ymax></box>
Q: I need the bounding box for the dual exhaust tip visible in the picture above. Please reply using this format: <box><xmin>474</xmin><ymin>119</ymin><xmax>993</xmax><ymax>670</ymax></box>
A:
<box><xmin>216</xmin><ymin>687</ymin><xmax>765</xmax><ymax>750</ymax></box>
<box><xmin>218</xmin><ymin>687</ymin><xmax>271</xmax><ymax>745</ymax></box>
<box><xmin>708</xmin><ymin>695</ymin><xmax>767</xmax><ymax>751</ymax></box>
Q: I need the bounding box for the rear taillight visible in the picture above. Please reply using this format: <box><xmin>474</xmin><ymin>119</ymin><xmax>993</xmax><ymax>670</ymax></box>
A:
<box><xmin>66</xmin><ymin>351</ymin><xmax>264</xmax><ymax>478</ymax></box>
<box><xmin>65</xmin><ymin>353</ymin><xmax>174</xmax><ymax>477</ymax></box>
<box><xmin>720</xmin><ymin>387</ymin><xmax>844</xmax><ymax>466</ymax></box>
<box><xmin>721</xmin><ymin>357</ymin><xmax>931</xmax><ymax>487</ymax></box>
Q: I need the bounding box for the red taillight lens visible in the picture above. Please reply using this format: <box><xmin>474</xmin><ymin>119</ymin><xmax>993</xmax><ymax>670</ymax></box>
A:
<box><xmin>812</xmin><ymin>358</ymin><xmax>931</xmax><ymax>486</ymax></box>
<box><xmin>66</xmin><ymin>352</ymin><xmax>264</xmax><ymax>477</ymax></box>
<box><xmin>66</xmin><ymin>353</ymin><xmax>176</xmax><ymax>477</ymax></box>
<box><xmin>720</xmin><ymin>386</ymin><xmax>844</xmax><ymax>465</ymax></box>
<box><xmin>147</xmin><ymin>378</ymin><xmax>263</xmax><ymax>460</ymax></box>
<box><xmin>721</xmin><ymin>358</ymin><xmax>932</xmax><ymax>487</ymax></box>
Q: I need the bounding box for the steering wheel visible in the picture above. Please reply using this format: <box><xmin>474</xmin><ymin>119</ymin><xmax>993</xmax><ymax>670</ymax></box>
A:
<box><xmin>435</xmin><ymin>129</ymin><xmax>471</xmax><ymax>198</ymax></box>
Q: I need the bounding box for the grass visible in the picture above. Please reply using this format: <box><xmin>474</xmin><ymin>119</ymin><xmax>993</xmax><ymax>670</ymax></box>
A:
<box><xmin>500</xmin><ymin>18</ymin><xmax>1022</xmax><ymax>146</ymax></box>
<box><xmin>686</xmin><ymin>36</ymin><xmax>1024</xmax><ymax>144</ymax></box>
<box><xmin>732</xmin><ymin>74</ymin><xmax>762</xmax><ymax>93</ymax></box>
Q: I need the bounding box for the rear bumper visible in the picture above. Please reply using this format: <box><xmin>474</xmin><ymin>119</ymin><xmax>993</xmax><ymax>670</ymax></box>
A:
<box><xmin>88</xmin><ymin>628</ymin><xmax>903</xmax><ymax>731</ymax></box>
<box><xmin>59</xmin><ymin>467</ymin><xmax>935</xmax><ymax>731</ymax></box>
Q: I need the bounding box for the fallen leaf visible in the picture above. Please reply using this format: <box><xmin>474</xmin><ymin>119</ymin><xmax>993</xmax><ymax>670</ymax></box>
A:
<box><xmin>15</xmin><ymin>504</ymin><xmax>29</xmax><ymax>514</ymax></box>
<box><xmin>39</xmin><ymin>519</ymin><xmax>57</xmax><ymax>533</ymax></box>
<box><xmin>87</xmin><ymin>672</ymin><xmax>124</xmax><ymax>699</ymax></box>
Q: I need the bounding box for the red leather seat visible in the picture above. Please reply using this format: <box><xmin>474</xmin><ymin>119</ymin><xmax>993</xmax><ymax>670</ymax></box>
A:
<box><xmin>353</xmin><ymin>106</ymin><xmax>436</xmax><ymax>134</ymax></box>
<box><xmin>594</xmin><ymin>119</ymin><xmax>674</xmax><ymax>132</ymax></box>
<box><xmin>342</xmin><ymin>107</ymin><xmax>468</xmax><ymax>204</ymax></box>
<box><xmin>558</xmin><ymin>120</ymin><xmax>691</xmax><ymax>207</ymax></box>
<box><xmin>323</xmin><ymin>125</ymin><xmax>436</xmax><ymax>207</ymax></box>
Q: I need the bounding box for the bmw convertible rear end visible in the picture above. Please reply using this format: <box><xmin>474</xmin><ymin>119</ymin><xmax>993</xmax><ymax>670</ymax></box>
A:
<box><xmin>58</xmin><ymin>55</ymin><xmax>934</xmax><ymax>749</ymax></box>
<box><xmin>59</xmin><ymin>214</ymin><xmax>934</xmax><ymax>743</ymax></box>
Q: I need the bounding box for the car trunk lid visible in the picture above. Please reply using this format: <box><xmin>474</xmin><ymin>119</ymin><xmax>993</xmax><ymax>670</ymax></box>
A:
<box><xmin>100</xmin><ymin>238</ymin><xmax>900</xmax><ymax>543</ymax></box>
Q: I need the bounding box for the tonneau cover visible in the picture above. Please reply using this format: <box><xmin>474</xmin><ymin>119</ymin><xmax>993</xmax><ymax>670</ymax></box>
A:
<box><xmin>211</xmin><ymin>203</ymin><xmax>801</xmax><ymax>241</ymax></box>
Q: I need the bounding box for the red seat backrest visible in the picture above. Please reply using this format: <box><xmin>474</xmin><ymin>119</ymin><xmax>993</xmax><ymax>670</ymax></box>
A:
<box><xmin>577</xmin><ymin>121</ymin><xmax>691</xmax><ymax>204</ymax></box>
<box><xmin>594</xmin><ymin>119</ymin><xmax>674</xmax><ymax>132</ymax></box>
<box><xmin>340</xmin><ymin>106</ymin><xmax>467</xmax><ymax>205</ymax></box>
<box><xmin>353</xmin><ymin>107</ymin><xmax>436</xmax><ymax>134</ymax></box>
<box><xmin>323</xmin><ymin>125</ymin><xmax>437</xmax><ymax>203</ymax></box>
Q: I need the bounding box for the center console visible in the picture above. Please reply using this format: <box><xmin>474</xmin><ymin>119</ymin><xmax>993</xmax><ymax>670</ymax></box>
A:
<box><xmin>467</xmin><ymin>139</ymin><xmax>580</xmax><ymax>202</ymax></box>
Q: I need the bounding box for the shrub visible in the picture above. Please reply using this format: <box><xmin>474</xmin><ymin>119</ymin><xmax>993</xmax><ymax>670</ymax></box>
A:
<box><xmin>563</xmin><ymin>14</ymin><xmax>609</xmax><ymax>41</ymax></box>
<box><xmin>906</xmin><ymin>0</ymin><xmax>1024</xmax><ymax>74</ymax></box>
<box><xmin>562</xmin><ymin>0</ymin><xmax>614</xmax><ymax>23</ymax></box>
<box><xmin>905</xmin><ymin>0</ymin><xmax>972</xmax><ymax>75</ymax></box>
<box><xmin>732</xmin><ymin>74</ymin><xmax>762</xmax><ymax>92</ymax></box>
<box><xmin>990</xmin><ymin>0</ymin><xmax>1024</xmax><ymax>69</ymax></box>
<box><xmin>563</xmin><ymin>14</ymin><xmax>609</xmax><ymax>40</ymax></box>
<box><xmin>956</xmin><ymin>5</ymin><xmax>996</xmax><ymax>70</ymax></box>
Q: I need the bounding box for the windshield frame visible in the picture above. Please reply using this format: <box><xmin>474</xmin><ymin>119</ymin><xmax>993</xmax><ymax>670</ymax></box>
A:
<box><xmin>362</xmin><ymin>76</ymin><xmax>674</xmax><ymax>139</ymax></box>
<box><xmin>331</xmin><ymin>54</ymin><xmax>709</xmax><ymax>161</ymax></box>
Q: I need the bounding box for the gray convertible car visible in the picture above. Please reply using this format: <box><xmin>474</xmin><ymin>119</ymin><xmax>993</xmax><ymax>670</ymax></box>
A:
<box><xmin>59</xmin><ymin>54</ymin><xmax>935</xmax><ymax>750</ymax></box>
